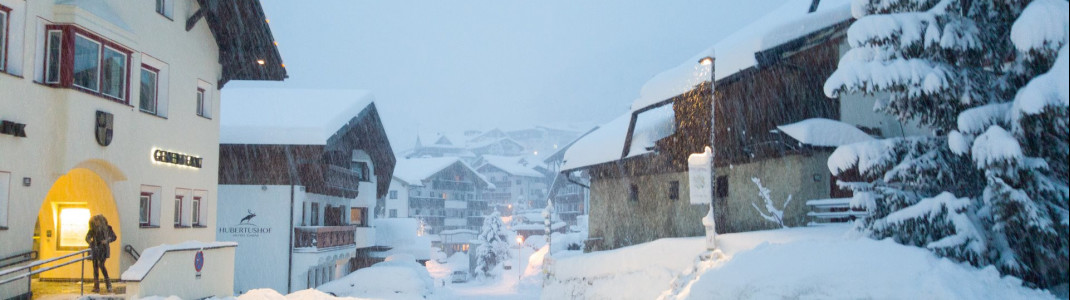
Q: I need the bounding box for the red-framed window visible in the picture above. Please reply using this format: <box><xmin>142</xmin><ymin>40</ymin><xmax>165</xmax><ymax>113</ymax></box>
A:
<box><xmin>139</xmin><ymin>191</ymin><xmax>152</xmax><ymax>226</ymax></box>
<box><xmin>139</xmin><ymin>64</ymin><xmax>159</xmax><ymax>114</ymax></box>
<box><xmin>173</xmin><ymin>194</ymin><xmax>183</xmax><ymax>226</ymax></box>
<box><xmin>192</xmin><ymin>196</ymin><xmax>202</xmax><ymax>226</ymax></box>
<box><xmin>0</xmin><ymin>4</ymin><xmax>11</xmax><ymax>73</ymax></box>
<box><xmin>42</xmin><ymin>24</ymin><xmax>133</xmax><ymax>105</ymax></box>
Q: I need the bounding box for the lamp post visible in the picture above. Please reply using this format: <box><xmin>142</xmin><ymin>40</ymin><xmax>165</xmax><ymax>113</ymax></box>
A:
<box><xmin>699</xmin><ymin>56</ymin><xmax>718</xmax><ymax>250</ymax></box>
<box><xmin>516</xmin><ymin>235</ymin><xmax>525</xmax><ymax>280</ymax></box>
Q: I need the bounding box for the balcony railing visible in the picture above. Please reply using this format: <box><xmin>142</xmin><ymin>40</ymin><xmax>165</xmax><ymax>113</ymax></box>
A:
<box><xmin>293</xmin><ymin>225</ymin><xmax>357</xmax><ymax>250</ymax></box>
<box><xmin>298</xmin><ymin>164</ymin><xmax>360</xmax><ymax>198</ymax></box>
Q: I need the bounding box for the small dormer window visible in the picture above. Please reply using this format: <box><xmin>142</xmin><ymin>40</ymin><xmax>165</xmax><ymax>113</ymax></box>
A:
<box><xmin>350</xmin><ymin>161</ymin><xmax>370</xmax><ymax>182</ymax></box>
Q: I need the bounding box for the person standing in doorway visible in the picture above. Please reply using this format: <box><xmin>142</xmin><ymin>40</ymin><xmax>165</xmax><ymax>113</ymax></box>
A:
<box><xmin>85</xmin><ymin>214</ymin><xmax>116</xmax><ymax>293</ymax></box>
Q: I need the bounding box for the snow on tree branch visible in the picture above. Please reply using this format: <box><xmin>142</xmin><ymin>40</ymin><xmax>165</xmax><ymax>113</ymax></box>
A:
<box><xmin>750</xmin><ymin>178</ymin><xmax>791</xmax><ymax>228</ymax></box>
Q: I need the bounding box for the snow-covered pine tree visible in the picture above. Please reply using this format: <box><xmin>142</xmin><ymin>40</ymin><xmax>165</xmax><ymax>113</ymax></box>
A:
<box><xmin>825</xmin><ymin>0</ymin><xmax>1068</xmax><ymax>287</ymax></box>
<box><xmin>474</xmin><ymin>212</ymin><xmax>512</xmax><ymax>279</ymax></box>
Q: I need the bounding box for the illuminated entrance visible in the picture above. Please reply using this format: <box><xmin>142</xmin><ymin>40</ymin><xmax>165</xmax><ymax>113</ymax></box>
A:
<box><xmin>34</xmin><ymin>167</ymin><xmax>121</xmax><ymax>280</ymax></box>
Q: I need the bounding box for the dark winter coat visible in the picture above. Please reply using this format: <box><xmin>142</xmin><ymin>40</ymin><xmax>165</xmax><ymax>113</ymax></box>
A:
<box><xmin>85</xmin><ymin>220</ymin><xmax>116</xmax><ymax>259</ymax></box>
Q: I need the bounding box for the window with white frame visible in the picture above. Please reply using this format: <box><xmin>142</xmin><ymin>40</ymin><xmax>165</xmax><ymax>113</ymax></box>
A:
<box><xmin>1</xmin><ymin>171</ymin><xmax>10</xmax><ymax>228</ymax></box>
<box><xmin>196</xmin><ymin>88</ymin><xmax>206</xmax><ymax>117</ymax></box>
<box><xmin>173</xmin><ymin>194</ymin><xmax>183</xmax><ymax>226</ymax></box>
<box><xmin>192</xmin><ymin>190</ymin><xmax>207</xmax><ymax>227</ymax></box>
<box><xmin>139</xmin><ymin>193</ymin><xmax>150</xmax><ymax>225</ymax></box>
<box><xmin>196</xmin><ymin>80</ymin><xmax>213</xmax><ymax>118</ymax></box>
<box><xmin>43</xmin><ymin>26</ymin><xmax>132</xmax><ymax>103</ymax></box>
<box><xmin>155</xmin><ymin>0</ymin><xmax>173</xmax><ymax>19</ymax></box>
<box><xmin>45</xmin><ymin>30</ymin><xmax>62</xmax><ymax>83</ymax></box>
<box><xmin>100</xmin><ymin>46</ymin><xmax>126</xmax><ymax>99</ymax></box>
<box><xmin>1</xmin><ymin>5</ymin><xmax>9</xmax><ymax>73</ymax></box>
<box><xmin>140</xmin><ymin>66</ymin><xmax>159</xmax><ymax>114</ymax></box>
<box><xmin>139</xmin><ymin>185</ymin><xmax>161</xmax><ymax>227</ymax></box>
<box><xmin>192</xmin><ymin>196</ymin><xmax>201</xmax><ymax>226</ymax></box>
<box><xmin>72</xmin><ymin>34</ymin><xmax>101</xmax><ymax>91</ymax></box>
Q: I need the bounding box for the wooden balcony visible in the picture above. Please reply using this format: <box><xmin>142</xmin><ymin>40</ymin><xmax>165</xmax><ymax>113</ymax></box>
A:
<box><xmin>293</xmin><ymin>225</ymin><xmax>357</xmax><ymax>250</ymax></box>
<box><xmin>298</xmin><ymin>164</ymin><xmax>360</xmax><ymax>198</ymax></box>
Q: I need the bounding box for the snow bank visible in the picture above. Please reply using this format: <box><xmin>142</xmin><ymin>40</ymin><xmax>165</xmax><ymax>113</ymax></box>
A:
<box><xmin>225</xmin><ymin>288</ymin><xmax>369</xmax><ymax>300</ymax></box>
<box><xmin>120</xmin><ymin>241</ymin><xmax>237</xmax><ymax>281</ymax></box>
<box><xmin>317</xmin><ymin>254</ymin><xmax>435</xmax><ymax>300</ymax></box>
<box><xmin>776</xmin><ymin>118</ymin><xmax>875</xmax><ymax>147</ymax></box>
<box><xmin>670</xmin><ymin>238</ymin><xmax>1055</xmax><ymax>300</ymax></box>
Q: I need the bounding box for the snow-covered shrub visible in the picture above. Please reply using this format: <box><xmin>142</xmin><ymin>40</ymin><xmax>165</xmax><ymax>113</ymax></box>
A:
<box><xmin>474</xmin><ymin>212</ymin><xmax>513</xmax><ymax>280</ymax></box>
<box><xmin>749</xmin><ymin>178</ymin><xmax>792</xmax><ymax>228</ymax></box>
<box><xmin>825</xmin><ymin>0</ymin><xmax>1069</xmax><ymax>287</ymax></box>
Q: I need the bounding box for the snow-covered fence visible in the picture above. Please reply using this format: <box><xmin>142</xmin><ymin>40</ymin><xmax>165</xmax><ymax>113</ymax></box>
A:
<box><xmin>805</xmin><ymin>198</ymin><xmax>869</xmax><ymax>225</ymax></box>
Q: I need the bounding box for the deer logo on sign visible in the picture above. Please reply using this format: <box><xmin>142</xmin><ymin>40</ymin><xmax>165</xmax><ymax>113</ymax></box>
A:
<box><xmin>240</xmin><ymin>210</ymin><xmax>257</xmax><ymax>225</ymax></box>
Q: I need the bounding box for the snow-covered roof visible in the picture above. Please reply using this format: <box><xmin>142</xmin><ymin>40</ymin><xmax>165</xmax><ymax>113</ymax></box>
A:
<box><xmin>56</xmin><ymin>0</ymin><xmax>133</xmax><ymax>32</ymax></box>
<box><xmin>480</xmin><ymin>155</ymin><xmax>545</xmax><ymax>178</ymax></box>
<box><xmin>392</xmin><ymin>157</ymin><xmax>493</xmax><ymax>187</ymax></box>
<box><xmin>776</xmin><ymin>118</ymin><xmax>875</xmax><ymax>147</ymax></box>
<box><xmin>561</xmin><ymin>113</ymin><xmax>632</xmax><ymax>171</ymax></box>
<box><xmin>120</xmin><ymin>241</ymin><xmax>237</xmax><ymax>281</ymax></box>
<box><xmin>220</xmin><ymin>89</ymin><xmax>374</xmax><ymax>145</ymax></box>
<box><xmin>632</xmin><ymin>0</ymin><xmax>853</xmax><ymax>110</ymax></box>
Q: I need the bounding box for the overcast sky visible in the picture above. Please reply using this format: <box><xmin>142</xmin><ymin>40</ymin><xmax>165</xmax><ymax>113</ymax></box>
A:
<box><xmin>227</xmin><ymin>0</ymin><xmax>786</xmax><ymax>151</ymax></box>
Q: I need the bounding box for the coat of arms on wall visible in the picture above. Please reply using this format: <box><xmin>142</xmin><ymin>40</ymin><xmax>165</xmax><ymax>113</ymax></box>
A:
<box><xmin>95</xmin><ymin>111</ymin><xmax>113</xmax><ymax>146</ymax></box>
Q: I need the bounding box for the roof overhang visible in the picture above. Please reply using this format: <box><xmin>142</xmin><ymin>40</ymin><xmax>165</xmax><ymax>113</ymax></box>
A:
<box><xmin>195</xmin><ymin>0</ymin><xmax>288</xmax><ymax>87</ymax></box>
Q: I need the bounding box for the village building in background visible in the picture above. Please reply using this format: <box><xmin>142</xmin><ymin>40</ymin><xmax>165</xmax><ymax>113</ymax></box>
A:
<box><xmin>560</xmin><ymin>0</ymin><xmax>926</xmax><ymax>252</ymax></box>
<box><xmin>0</xmin><ymin>0</ymin><xmax>285</xmax><ymax>298</ymax></box>
<box><xmin>216</xmin><ymin>89</ymin><xmax>395</xmax><ymax>294</ymax></box>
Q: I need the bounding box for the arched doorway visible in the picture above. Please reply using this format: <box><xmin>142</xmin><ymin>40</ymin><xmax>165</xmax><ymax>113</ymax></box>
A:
<box><xmin>35</xmin><ymin>168</ymin><xmax>121</xmax><ymax>280</ymax></box>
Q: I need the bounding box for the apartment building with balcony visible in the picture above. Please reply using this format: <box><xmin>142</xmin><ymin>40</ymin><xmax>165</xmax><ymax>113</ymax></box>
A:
<box><xmin>475</xmin><ymin>155</ymin><xmax>549</xmax><ymax>215</ymax></box>
<box><xmin>392</xmin><ymin>157</ymin><xmax>494</xmax><ymax>235</ymax></box>
<box><xmin>0</xmin><ymin>0</ymin><xmax>284</xmax><ymax>298</ymax></box>
<box><xmin>216</xmin><ymin>89</ymin><xmax>395</xmax><ymax>294</ymax></box>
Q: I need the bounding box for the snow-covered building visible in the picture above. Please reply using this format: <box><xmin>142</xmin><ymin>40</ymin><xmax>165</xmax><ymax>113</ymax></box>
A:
<box><xmin>403</xmin><ymin>134</ymin><xmax>476</xmax><ymax>160</ymax></box>
<box><xmin>392</xmin><ymin>157</ymin><xmax>494</xmax><ymax>235</ymax></box>
<box><xmin>543</xmin><ymin>129</ymin><xmax>597</xmax><ymax>226</ymax></box>
<box><xmin>474</xmin><ymin>155</ymin><xmax>549</xmax><ymax>214</ymax></box>
<box><xmin>216</xmin><ymin>89</ymin><xmax>395</xmax><ymax>294</ymax></box>
<box><xmin>0</xmin><ymin>1</ymin><xmax>284</xmax><ymax>298</ymax></box>
<box><xmin>561</xmin><ymin>0</ymin><xmax>919</xmax><ymax>251</ymax></box>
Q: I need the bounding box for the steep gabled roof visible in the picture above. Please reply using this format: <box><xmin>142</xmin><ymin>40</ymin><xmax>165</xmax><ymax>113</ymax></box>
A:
<box><xmin>195</xmin><ymin>0</ymin><xmax>287</xmax><ymax>86</ymax></box>
<box><xmin>393</xmin><ymin>157</ymin><xmax>493</xmax><ymax>188</ymax></box>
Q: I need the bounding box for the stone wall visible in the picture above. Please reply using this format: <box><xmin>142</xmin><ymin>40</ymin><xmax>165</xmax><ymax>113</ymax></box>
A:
<box><xmin>714</xmin><ymin>152</ymin><xmax>832</xmax><ymax>233</ymax></box>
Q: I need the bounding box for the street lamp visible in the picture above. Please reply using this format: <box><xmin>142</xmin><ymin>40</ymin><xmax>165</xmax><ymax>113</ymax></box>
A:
<box><xmin>516</xmin><ymin>235</ymin><xmax>525</xmax><ymax>280</ymax></box>
<box><xmin>698</xmin><ymin>56</ymin><xmax>718</xmax><ymax>251</ymax></box>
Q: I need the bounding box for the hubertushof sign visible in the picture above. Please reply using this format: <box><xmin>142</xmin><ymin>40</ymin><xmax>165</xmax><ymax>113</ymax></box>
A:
<box><xmin>153</xmin><ymin>149</ymin><xmax>203</xmax><ymax>168</ymax></box>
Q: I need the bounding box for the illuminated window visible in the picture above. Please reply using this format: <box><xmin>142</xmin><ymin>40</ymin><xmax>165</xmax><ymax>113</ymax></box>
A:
<box><xmin>57</xmin><ymin>206</ymin><xmax>90</xmax><ymax>250</ymax></box>
<box><xmin>350</xmin><ymin>207</ymin><xmax>367</xmax><ymax>226</ymax></box>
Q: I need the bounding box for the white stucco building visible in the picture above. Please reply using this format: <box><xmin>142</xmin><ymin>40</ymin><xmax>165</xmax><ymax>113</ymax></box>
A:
<box><xmin>0</xmin><ymin>0</ymin><xmax>284</xmax><ymax>298</ymax></box>
<box><xmin>216</xmin><ymin>89</ymin><xmax>395</xmax><ymax>294</ymax></box>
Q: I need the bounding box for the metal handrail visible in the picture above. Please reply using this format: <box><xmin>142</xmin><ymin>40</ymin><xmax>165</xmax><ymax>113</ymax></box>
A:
<box><xmin>0</xmin><ymin>249</ymin><xmax>91</xmax><ymax>295</ymax></box>
<box><xmin>0</xmin><ymin>251</ymin><xmax>38</xmax><ymax>269</ymax></box>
